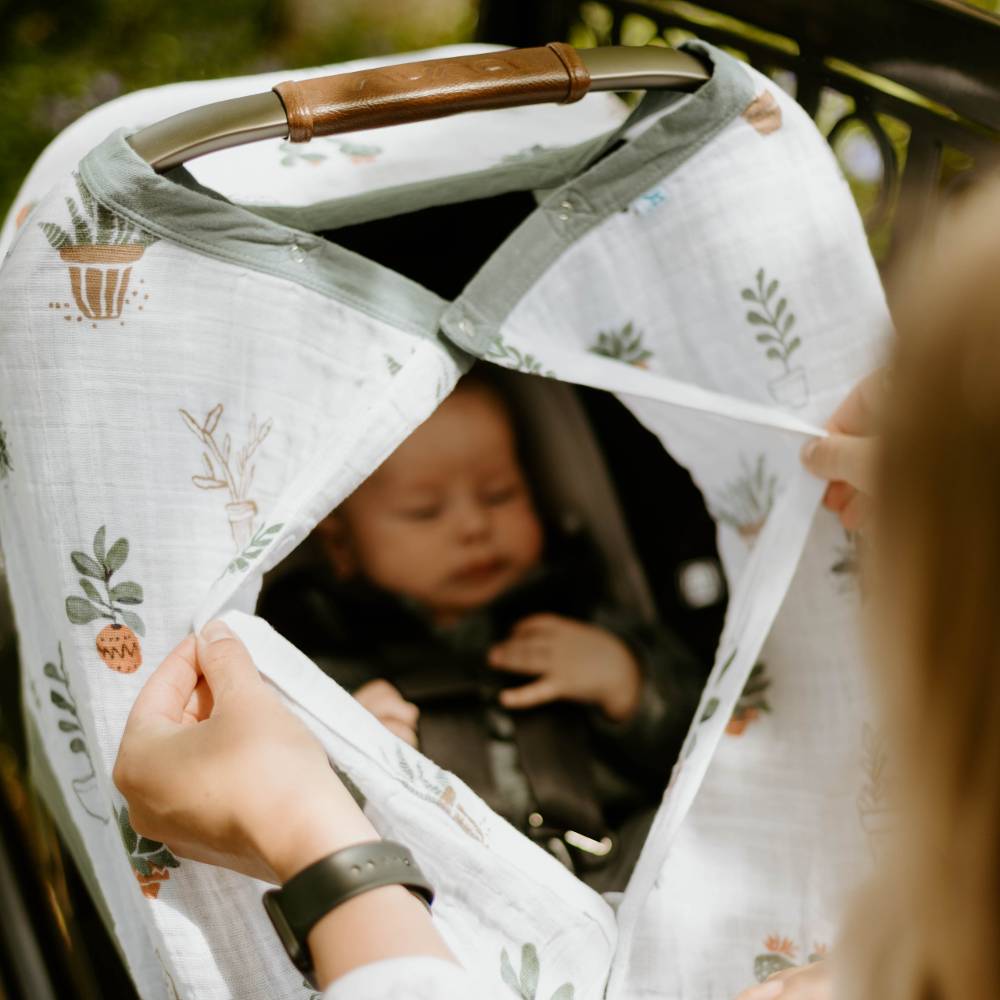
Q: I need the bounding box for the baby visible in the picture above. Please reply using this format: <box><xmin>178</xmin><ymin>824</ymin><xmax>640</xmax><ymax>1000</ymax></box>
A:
<box><xmin>261</xmin><ymin>371</ymin><xmax>705</xmax><ymax>890</ymax></box>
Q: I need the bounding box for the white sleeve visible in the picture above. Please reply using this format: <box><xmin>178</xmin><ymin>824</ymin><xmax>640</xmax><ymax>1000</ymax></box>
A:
<box><xmin>322</xmin><ymin>957</ymin><xmax>496</xmax><ymax>1000</ymax></box>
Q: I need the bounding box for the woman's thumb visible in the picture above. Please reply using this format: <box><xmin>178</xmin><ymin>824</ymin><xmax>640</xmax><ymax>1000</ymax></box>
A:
<box><xmin>800</xmin><ymin>433</ymin><xmax>875</xmax><ymax>494</ymax></box>
<box><xmin>196</xmin><ymin>619</ymin><xmax>261</xmax><ymax>701</ymax></box>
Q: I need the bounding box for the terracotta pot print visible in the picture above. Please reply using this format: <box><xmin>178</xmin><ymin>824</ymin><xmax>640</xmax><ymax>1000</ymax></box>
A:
<box><xmin>96</xmin><ymin>623</ymin><xmax>142</xmax><ymax>672</ymax></box>
<box><xmin>135</xmin><ymin>865</ymin><xmax>171</xmax><ymax>898</ymax></box>
<box><xmin>768</xmin><ymin>367</ymin><xmax>810</xmax><ymax>409</ymax></box>
<box><xmin>72</xmin><ymin>772</ymin><xmax>107</xmax><ymax>822</ymax></box>
<box><xmin>226</xmin><ymin>499</ymin><xmax>259</xmax><ymax>549</ymax></box>
<box><xmin>725</xmin><ymin>707</ymin><xmax>759</xmax><ymax>735</ymax></box>
<box><xmin>59</xmin><ymin>244</ymin><xmax>145</xmax><ymax>320</ymax></box>
<box><xmin>737</xmin><ymin>520</ymin><xmax>765</xmax><ymax>542</ymax></box>
<box><xmin>742</xmin><ymin>90</ymin><xmax>782</xmax><ymax>135</ymax></box>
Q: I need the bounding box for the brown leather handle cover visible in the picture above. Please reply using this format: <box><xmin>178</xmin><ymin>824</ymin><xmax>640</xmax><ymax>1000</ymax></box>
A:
<box><xmin>274</xmin><ymin>43</ymin><xmax>591</xmax><ymax>142</ymax></box>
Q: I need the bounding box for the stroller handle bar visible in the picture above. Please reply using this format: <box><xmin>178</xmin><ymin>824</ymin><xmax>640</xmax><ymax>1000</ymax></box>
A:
<box><xmin>128</xmin><ymin>44</ymin><xmax>709</xmax><ymax>172</ymax></box>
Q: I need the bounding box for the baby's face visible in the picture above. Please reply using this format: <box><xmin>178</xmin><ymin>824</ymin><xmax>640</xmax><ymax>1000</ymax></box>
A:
<box><xmin>333</xmin><ymin>383</ymin><xmax>544</xmax><ymax>624</ymax></box>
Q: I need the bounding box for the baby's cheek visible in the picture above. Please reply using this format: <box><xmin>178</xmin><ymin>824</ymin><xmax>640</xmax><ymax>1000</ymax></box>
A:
<box><xmin>504</xmin><ymin>506</ymin><xmax>544</xmax><ymax>570</ymax></box>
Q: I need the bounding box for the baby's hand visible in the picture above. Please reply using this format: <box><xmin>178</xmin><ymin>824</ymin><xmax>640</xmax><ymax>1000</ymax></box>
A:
<box><xmin>353</xmin><ymin>679</ymin><xmax>420</xmax><ymax>748</ymax></box>
<box><xmin>489</xmin><ymin>614</ymin><xmax>642</xmax><ymax>722</ymax></box>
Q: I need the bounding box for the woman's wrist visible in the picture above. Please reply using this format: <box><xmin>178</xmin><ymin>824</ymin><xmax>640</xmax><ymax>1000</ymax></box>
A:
<box><xmin>258</xmin><ymin>775</ymin><xmax>380</xmax><ymax>884</ymax></box>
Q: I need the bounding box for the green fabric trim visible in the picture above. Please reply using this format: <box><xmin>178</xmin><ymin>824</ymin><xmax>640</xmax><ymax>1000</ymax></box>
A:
<box><xmin>233</xmin><ymin>129</ymin><xmax>626</xmax><ymax>232</ymax></box>
<box><xmin>77</xmin><ymin>42</ymin><xmax>749</xmax><ymax>362</ymax></box>
<box><xmin>25</xmin><ymin>714</ymin><xmax>119</xmax><ymax>946</ymax></box>
<box><xmin>79</xmin><ymin>132</ymin><xmax>449</xmax><ymax>341</ymax></box>
<box><xmin>440</xmin><ymin>42</ymin><xmax>756</xmax><ymax>355</ymax></box>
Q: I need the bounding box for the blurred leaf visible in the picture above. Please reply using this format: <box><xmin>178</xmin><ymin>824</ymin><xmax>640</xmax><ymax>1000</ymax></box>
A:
<box><xmin>66</xmin><ymin>595</ymin><xmax>100</xmax><ymax>623</ymax></box>
<box><xmin>105</xmin><ymin>536</ymin><xmax>129</xmax><ymax>573</ymax></box>
<box><xmin>71</xmin><ymin>551</ymin><xmax>104</xmax><ymax>579</ymax></box>
<box><xmin>110</xmin><ymin>581</ymin><xmax>143</xmax><ymax>604</ymax></box>
<box><xmin>120</xmin><ymin>609</ymin><xmax>145</xmax><ymax>636</ymax></box>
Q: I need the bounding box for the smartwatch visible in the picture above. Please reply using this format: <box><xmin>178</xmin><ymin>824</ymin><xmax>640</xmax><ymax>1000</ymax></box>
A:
<box><xmin>263</xmin><ymin>840</ymin><xmax>434</xmax><ymax>988</ymax></box>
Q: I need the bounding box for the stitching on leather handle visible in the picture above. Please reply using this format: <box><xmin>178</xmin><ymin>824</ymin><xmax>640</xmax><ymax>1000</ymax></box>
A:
<box><xmin>546</xmin><ymin>42</ymin><xmax>591</xmax><ymax>103</ymax></box>
<box><xmin>273</xmin><ymin>81</ymin><xmax>314</xmax><ymax>143</ymax></box>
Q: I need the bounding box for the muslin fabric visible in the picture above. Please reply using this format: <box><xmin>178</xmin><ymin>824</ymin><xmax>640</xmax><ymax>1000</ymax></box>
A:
<box><xmin>0</xmin><ymin>40</ymin><xmax>887</xmax><ymax>1000</ymax></box>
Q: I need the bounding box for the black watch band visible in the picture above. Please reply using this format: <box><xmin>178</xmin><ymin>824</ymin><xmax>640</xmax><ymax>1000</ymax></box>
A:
<box><xmin>263</xmin><ymin>841</ymin><xmax>434</xmax><ymax>987</ymax></box>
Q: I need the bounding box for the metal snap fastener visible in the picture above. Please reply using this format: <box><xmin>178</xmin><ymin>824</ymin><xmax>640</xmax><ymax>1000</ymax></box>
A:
<box><xmin>528</xmin><ymin>812</ymin><xmax>544</xmax><ymax>828</ymax></box>
<box><xmin>288</xmin><ymin>242</ymin><xmax>306</xmax><ymax>263</ymax></box>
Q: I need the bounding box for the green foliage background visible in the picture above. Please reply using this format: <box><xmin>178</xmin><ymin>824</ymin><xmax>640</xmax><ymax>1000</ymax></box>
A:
<box><xmin>0</xmin><ymin>0</ymin><xmax>477</xmax><ymax>222</ymax></box>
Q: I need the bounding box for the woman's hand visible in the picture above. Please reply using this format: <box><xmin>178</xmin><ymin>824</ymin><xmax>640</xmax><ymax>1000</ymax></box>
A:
<box><xmin>735</xmin><ymin>960</ymin><xmax>832</xmax><ymax>1000</ymax></box>
<box><xmin>114</xmin><ymin>619</ymin><xmax>378</xmax><ymax>884</ymax></box>
<box><xmin>489</xmin><ymin>613</ymin><xmax>643</xmax><ymax>722</ymax></box>
<box><xmin>801</xmin><ymin>369</ymin><xmax>884</xmax><ymax>532</ymax></box>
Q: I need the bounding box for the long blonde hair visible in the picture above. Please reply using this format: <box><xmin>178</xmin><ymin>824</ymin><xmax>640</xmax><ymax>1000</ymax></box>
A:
<box><xmin>843</xmin><ymin>176</ymin><xmax>1000</xmax><ymax>1000</ymax></box>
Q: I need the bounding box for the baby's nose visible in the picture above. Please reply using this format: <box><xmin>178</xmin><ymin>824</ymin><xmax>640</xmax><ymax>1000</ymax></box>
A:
<box><xmin>454</xmin><ymin>499</ymin><xmax>491</xmax><ymax>539</ymax></box>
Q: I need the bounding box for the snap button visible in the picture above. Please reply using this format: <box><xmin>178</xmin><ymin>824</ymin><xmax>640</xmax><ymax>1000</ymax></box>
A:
<box><xmin>528</xmin><ymin>812</ymin><xmax>544</xmax><ymax>828</ymax></box>
<box><xmin>287</xmin><ymin>242</ymin><xmax>307</xmax><ymax>263</ymax></box>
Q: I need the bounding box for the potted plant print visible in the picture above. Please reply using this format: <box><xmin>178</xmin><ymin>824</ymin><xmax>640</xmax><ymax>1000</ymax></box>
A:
<box><xmin>44</xmin><ymin>644</ymin><xmax>107</xmax><ymax>822</ymax></box>
<box><xmin>116</xmin><ymin>805</ymin><xmax>179</xmax><ymax>898</ymax></box>
<box><xmin>754</xmin><ymin>937</ymin><xmax>827</xmax><ymax>983</ymax></box>
<box><xmin>713</xmin><ymin>454</ymin><xmax>778</xmax><ymax>543</ymax></box>
<box><xmin>589</xmin><ymin>321</ymin><xmax>653</xmax><ymax>368</ymax></box>
<box><xmin>180</xmin><ymin>404</ymin><xmax>272</xmax><ymax>550</ymax></box>
<box><xmin>65</xmin><ymin>526</ymin><xmax>145</xmax><ymax>672</ymax></box>
<box><xmin>742</xmin><ymin>268</ymin><xmax>809</xmax><ymax>408</ymax></box>
<box><xmin>726</xmin><ymin>661</ymin><xmax>772</xmax><ymax>735</ymax></box>
<box><xmin>39</xmin><ymin>174</ymin><xmax>157</xmax><ymax>321</ymax></box>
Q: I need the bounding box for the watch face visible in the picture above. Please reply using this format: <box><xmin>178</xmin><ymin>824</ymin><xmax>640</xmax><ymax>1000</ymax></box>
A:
<box><xmin>263</xmin><ymin>889</ymin><xmax>308</xmax><ymax>972</ymax></box>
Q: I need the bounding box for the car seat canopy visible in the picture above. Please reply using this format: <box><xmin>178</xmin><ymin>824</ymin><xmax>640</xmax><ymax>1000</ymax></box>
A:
<box><xmin>0</xmin><ymin>41</ymin><xmax>886</xmax><ymax>1000</ymax></box>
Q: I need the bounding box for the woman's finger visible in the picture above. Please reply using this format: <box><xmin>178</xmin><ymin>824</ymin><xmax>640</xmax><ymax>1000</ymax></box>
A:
<box><xmin>128</xmin><ymin>634</ymin><xmax>200</xmax><ymax>725</ymax></box>
<box><xmin>182</xmin><ymin>676</ymin><xmax>214</xmax><ymax>726</ymax></box>
<box><xmin>499</xmin><ymin>678</ymin><xmax>560</xmax><ymax>710</ymax></box>
<box><xmin>822</xmin><ymin>479</ymin><xmax>854</xmax><ymax>513</ymax></box>
<box><xmin>734</xmin><ymin>980</ymin><xmax>784</xmax><ymax>1000</ymax></box>
<box><xmin>801</xmin><ymin>433</ymin><xmax>876</xmax><ymax>495</ymax></box>
<box><xmin>196</xmin><ymin>619</ymin><xmax>264</xmax><ymax>702</ymax></box>
<box><xmin>827</xmin><ymin>367</ymin><xmax>885</xmax><ymax>436</ymax></box>
<box><xmin>840</xmin><ymin>490</ymin><xmax>872</xmax><ymax>534</ymax></box>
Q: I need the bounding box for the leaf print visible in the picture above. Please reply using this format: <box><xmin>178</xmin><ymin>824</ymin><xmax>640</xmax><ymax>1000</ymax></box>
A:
<box><xmin>486</xmin><ymin>335</ymin><xmax>555</xmax><ymax>378</ymax></box>
<box><xmin>740</xmin><ymin>269</ymin><xmax>809</xmax><ymax>407</ymax></box>
<box><xmin>105</xmin><ymin>536</ymin><xmax>129</xmax><ymax>573</ymax></box>
<box><xmin>109</xmin><ymin>581</ymin><xmax>143</xmax><ymax>604</ymax></box>
<box><xmin>44</xmin><ymin>644</ymin><xmax>107</xmax><ymax>822</ymax></box>
<box><xmin>588</xmin><ymin>321</ymin><xmax>652</xmax><ymax>367</ymax></box>
<box><xmin>499</xmin><ymin>942</ymin><xmax>573</xmax><ymax>1000</ymax></box>
<box><xmin>700</xmin><ymin>697</ymin><xmax>720</xmax><ymax>723</ymax></box>
<box><xmin>66</xmin><ymin>596</ymin><xmax>102</xmax><ymax>624</ymax></box>
<box><xmin>71</xmin><ymin>551</ymin><xmax>104</xmax><ymax>579</ymax></box>
<box><xmin>0</xmin><ymin>421</ymin><xmax>12</xmax><ymax>479</ymax></box>
<box><xmin>222</xmin><ymin>522</ymin><xmax>284</xmax><ymax>577</ymax></box>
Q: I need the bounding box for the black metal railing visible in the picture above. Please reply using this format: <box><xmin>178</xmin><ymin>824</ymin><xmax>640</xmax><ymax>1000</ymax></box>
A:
<box><xmin>479</xmin><ymin>0</ymin><xmax>1000</xmax><ymax>262</ymax></box>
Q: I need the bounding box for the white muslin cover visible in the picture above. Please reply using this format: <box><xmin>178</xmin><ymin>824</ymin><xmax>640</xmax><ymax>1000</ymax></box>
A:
<box><xmin>0</xmin><ymin>41</ymin><xmax>888</xmax><ymax>1000</ymax></box>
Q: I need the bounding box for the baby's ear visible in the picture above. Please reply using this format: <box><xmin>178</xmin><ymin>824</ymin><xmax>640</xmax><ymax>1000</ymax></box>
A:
<box><xmin>315</xmin><ymin>512</ymin><xmax>357</xmax><ymax>579</ymax></box>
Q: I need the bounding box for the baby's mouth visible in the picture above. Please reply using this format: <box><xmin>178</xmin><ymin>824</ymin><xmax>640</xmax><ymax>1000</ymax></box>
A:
<box><xmin>450</xmin><ymin>557</ymin><xmax>507</xmax><ymax>585</ymax></box>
